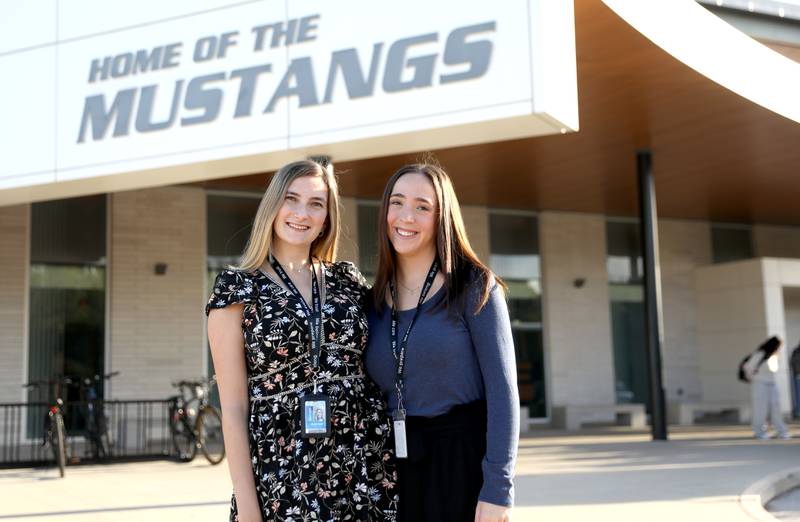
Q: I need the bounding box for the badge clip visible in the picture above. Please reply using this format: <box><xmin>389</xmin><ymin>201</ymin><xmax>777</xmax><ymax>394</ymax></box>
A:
<box><xmin>392</xmin><ymin>408</ymin><xmax>408</xmax><ymax>459</ymax></box>
<box><xmin>300</xmin><ymin>393</ymin><xmax>331</xmax><ymax>438</ymax></box>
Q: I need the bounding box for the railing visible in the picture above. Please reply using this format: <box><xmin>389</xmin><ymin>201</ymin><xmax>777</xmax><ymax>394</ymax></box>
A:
<box><xmin>0</xmin><ymin>399</ymin><xmax>174</xmax><ymax>468</ymax></box>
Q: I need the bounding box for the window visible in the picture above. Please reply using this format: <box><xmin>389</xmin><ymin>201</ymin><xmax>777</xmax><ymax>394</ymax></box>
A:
<box><xmin>489</xmin><ymin>212</ymin><xmax>546</xmax><ymax>418</ymax></box>
<box><xmin>606</xmin><ymin>219</ymin><xmax>648</xmax><ymax>406</ymax></box>
<box><xmin>711</xmin><ymin>224</ymin><xmax>753</xmax><ymax>264</ymax></box>
<box><xmin>206</xmin><ymin>192</ymin><xmax>261</xmax><ymax>404</ymax></box>
<box><xmin>606</xmin><ymin>220</ymin><xmax>644</xmax><ymax>284</ymax></box>
<box><xmin>27</xmin><ymin>195</ymin><xmax>107</xmax><ymax>435</ymax></box>
<box><xmin>207</xmin><ymin>193</ymin><xmax>262</xmax><ymax>273</ymax></box>
<box><xmin>357</xmin><ymin>201</ymin><xmax>380</xmax><ymax>282</ymax></box>
<box><xmin>207</xmin><ymin>192</ymin><xmax>262</xmax><ymax>300</ymax></box>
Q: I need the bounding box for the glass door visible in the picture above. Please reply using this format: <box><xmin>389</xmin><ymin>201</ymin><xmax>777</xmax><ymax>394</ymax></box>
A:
<box><xmin>28</xmin><ymin>195</ymin><xmax>107</xmax><ymax>436</ymax></box>
<box><xmin>489</xmin><ymin>211</ymin><xmax>546</xmax><ymax>419</ymax></box>
<box><xmin>606</xmin><ymin>219</ymin><xmax>649</xmax><ymax>407</ymax></box>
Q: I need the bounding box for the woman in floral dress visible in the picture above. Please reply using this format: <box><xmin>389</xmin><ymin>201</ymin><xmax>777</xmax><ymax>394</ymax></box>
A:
<box><xmin>206</xmin><ymin>160</ymin><xmax>398</xmax><ymax>522</ymax></box>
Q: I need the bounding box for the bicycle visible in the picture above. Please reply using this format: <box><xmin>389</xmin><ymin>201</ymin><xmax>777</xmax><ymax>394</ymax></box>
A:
<box><xmin>75</xmin><ymin>371</ymin><xmax>119</xmax><ymax>460</ymax></box>
<box><xmin>22</xmin><ymin>378</ymin><xmax>70</xmax><ymax>478</ymax></box>
<box><xmin>168</xmin><ymin>376</ymin><xmax>225</xmax><ymax>465</ymax></box>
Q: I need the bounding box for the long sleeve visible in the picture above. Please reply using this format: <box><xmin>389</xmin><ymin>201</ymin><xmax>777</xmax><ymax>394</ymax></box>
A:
<box><xmin>465</xmin><ymin>280</ymin><xmax>519</xmax><ymax>507</ymax></box>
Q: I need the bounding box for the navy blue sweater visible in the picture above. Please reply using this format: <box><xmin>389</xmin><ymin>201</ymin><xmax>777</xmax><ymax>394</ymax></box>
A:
<box><xmin>364</xmin><ymin>278</ymin><xmax>519</xmax><ymax>507</ymax></box>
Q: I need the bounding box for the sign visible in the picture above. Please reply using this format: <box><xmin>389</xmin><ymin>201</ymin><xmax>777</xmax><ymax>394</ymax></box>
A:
<box><xmin>0</xmin><ymin>0</ymin><xmax>578</xmax><ymax>204</ymax></box>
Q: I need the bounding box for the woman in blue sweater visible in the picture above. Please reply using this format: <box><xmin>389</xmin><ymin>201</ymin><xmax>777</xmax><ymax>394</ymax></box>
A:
<box><xmin>365</xmin><ymin>162</ymin><xmax>519</xmax><ymax>522</ymax></box>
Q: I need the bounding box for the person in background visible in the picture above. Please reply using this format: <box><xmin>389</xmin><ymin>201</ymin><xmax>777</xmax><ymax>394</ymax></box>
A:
<box><xmin>743</xmin><ymin>336</ymin><xmax>791</xmax><ymax>440</ymax></box>
<box><xmin>206</xmin><ymin>159</ymin><xmax>398</xmax><ymax>522</ymax></box>
<box><xmin>365</xmin><ymin>161</ymin><xmax>519</xmax><ymax>522</ymax></box>
<box><xmin>791</xmin><ymin>342</ymin><xmax>800</xmax><ymax>419</ymax></box>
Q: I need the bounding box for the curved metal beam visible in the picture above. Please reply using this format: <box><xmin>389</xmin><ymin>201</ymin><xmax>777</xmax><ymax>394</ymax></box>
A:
<box><xmin>602</xmin><ymin>0</ymin><xmax>800</xmax><ymax>123</ymax></box>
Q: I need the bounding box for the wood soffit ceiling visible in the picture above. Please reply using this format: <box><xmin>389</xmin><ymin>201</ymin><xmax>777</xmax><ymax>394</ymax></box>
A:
<box><xmin>196</xmin><ymin>0</ymin><xmax>800</xmax><ymax>225</ymax></box>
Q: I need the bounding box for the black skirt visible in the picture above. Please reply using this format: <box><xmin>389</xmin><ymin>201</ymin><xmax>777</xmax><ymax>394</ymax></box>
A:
<box><xmin>396</xmin><ymin>400</ymin><xmax>487</xmax><ymax>522</ymax></box>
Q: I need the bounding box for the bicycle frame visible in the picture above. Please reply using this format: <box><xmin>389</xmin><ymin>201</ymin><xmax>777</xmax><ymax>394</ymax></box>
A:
<box><xmin>168</xmin><ymin>377</ymin><xmax>224</xmax><ymax>464</ymax></box>
<box><xmin>43</xmin><ymin>401</ymin><xmax>63</xmax><ymax>444</ymax></box>
<box><xmin>23</xmin><ymin>379</ymin><xmax>69</xmax><ymax>477</ymax></box>
<box><xmin>77</xmin><ymin>371</ymin><xmax>118</xmax><ymax>460</ymax></box>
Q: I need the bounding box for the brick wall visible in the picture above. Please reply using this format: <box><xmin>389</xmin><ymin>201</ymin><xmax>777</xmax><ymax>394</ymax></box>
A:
<box><xmin>540</xmin><ymin>211</ymin><xmax>615</xmax><ymax>407</ymax></box>
<box><xmin>338</xmin><ymin>197</ymin><xmax>359</xmax><ymax>264</ymax></box>
<box><xmin>754</xmin><ymin>225</ymin><xmax>800</xmax><ymax>259</ymax></box>
<box><xmin>109</xmin><ymin>187</ymin><xmax>206</xmax><ymax>400</ymax></box>
<box><xmin>0</xmin><ymin>204</ymin><xmax>28</xmax><ymax>402</ymax></box>
<box><xmin>461</xmin><ymin>205</ymin><xmax>490</xmax><ymax>263</ymax></box>
<box><xmin>658</xmin><ymin>219</ymin><xmax>712</xmax><ymax>402</ymax></box>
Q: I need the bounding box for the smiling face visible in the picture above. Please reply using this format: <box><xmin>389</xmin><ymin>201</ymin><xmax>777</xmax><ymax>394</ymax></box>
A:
<box><xmin>386</xmin><ymin>172</ymin><xmax>438</xmax><ymax>259</ymax></box>
<box><xmin>273</xmin><ymin>175</ymin><xmax>329</xmax><ymax>250</ymax></box>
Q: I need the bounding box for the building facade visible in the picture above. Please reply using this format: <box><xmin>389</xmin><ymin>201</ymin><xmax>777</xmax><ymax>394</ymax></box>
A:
<box><xmin>2</xmin><ymin>0</ymin><xmax>800</xmax><ymax>430</ymax></box>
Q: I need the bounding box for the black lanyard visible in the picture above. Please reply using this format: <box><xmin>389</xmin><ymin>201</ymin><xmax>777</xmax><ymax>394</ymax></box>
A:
<box><xmin>388</xmin><ymin>260</ymin><xmax>439</xmax><ymax>413</ymax></box>
<box><xmin>269</xmin><ymin>253</ymin><xmax>323</xmax><ymax>369</ymax></box>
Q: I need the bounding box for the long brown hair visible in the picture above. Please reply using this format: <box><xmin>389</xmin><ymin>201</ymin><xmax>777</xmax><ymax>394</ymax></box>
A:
<box><xmin>237</xmin><ymin>159</ymin><xmax>340</xmax><ymax>270</ymax></box>
<box><xmin>373</xmin><ymin>162</ymin><xmax>506</xmax><ymax>314</ymax></box>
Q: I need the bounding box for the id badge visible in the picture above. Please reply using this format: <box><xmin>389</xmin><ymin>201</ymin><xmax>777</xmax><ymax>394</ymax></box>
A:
<box><xmin>300</xmin><ymin>394</ymin><xmax>331</xmax><ymax>438</ymax></box>
<box><xmin>392</xmin><ymin>410</ymin><xmax>408</xmax><ymax>459</ymax></box>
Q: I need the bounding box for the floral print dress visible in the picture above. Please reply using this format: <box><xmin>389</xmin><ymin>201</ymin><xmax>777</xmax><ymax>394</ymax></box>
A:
<box><xmin>206</xmin><ymin>261</ymin><xmax>398</xmax><ymax>521</ymax></box>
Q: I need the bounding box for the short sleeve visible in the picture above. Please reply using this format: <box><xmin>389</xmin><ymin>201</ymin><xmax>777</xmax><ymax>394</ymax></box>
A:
<box><xmin>335</xmin><ymin>261</ymin><xmax>369</xmax><ymax>291</ymax></box>
<box><xmin>205</xmin><ymin>269</ymin><xmax>257</xmax><ymax>316</ymax></box>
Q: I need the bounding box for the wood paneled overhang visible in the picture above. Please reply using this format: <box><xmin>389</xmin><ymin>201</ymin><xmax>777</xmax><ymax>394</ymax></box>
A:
<box><xmin>198</xmin><ymin>1</ymin><xmax>800</xmax><ymax>225</ymax></box>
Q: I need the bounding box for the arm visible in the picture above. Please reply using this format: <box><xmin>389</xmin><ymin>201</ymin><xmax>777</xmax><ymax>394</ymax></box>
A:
<box><xmin>743</xmin><ymin>351</ymin><xmax>765</xmax><ymax>380</ymax></box>
<box><xmin>208</xmin><ymin>304</ymin><xmax>261</xmax><ymax>522</ymax></box>
<box><xmin>466</xmin><ymin>282</ymin><xmax>519</xmax><ymax>518</ymax></box>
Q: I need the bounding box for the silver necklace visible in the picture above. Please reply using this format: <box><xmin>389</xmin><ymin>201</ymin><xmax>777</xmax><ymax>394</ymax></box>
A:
<box><xmin>288</xmin><ymin>263</ymin><xmax>310</xmax><ymax>275</ymax></box>
<box><xmin>267</xmin><ymin>254</ymin><xmax>311</xmax><ymax>276</ymax></box>
<box><xmin>397</xmin><ymin>279</ymin><xmax>420</xmax><ymax>294</ymax></box>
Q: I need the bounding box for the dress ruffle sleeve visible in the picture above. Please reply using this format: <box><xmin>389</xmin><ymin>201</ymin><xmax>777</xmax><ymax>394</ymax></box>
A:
<box><xmin>336</xmin><ymin>261</ymin><xmax>369</xmax><ymax>291</ymax></box>
<box><xmin>205</xmin><ymin>269</ymin><xmax>258</xmax><ymax>316</ymax></box>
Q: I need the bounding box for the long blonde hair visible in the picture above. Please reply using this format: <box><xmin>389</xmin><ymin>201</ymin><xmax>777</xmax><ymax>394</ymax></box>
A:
<box><xmin>237</xmin><ymin>160</ymin><xmax>340</xmax><ymax>270</ymax></box>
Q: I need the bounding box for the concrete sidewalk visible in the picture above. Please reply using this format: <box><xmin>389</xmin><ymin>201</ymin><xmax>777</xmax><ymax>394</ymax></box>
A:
<box><xmin>515</xmin><ymin>425</ymin><xmax>800</xmax><ymax>521</ymax></box>
<box><xmin>0</xmin><ymin>425</ymin><xmax>798</xmax><ymax>521</ymax></box>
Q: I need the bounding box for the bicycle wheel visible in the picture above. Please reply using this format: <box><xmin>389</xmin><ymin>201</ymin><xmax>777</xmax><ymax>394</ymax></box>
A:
<box><xmin>197</xmin><ymin>407</ymin><xmax>225</xmax><ymax>465</ymax></box>
<box><xmin>51</xmin><ymin>413</ymin><xmax>67</xmax><ymax>478</ymax></box>
<box><xmin>86</xmin><ymin>410</ymin><xmax>102</xmax><ymax>460</ymax></box>
<box><xmin>95</xmin><ymin>412</ymin><xmax>114</xmax><ymax>459</ymax></box>
<box><xmin>170</xmin><ymin>408</ymin><xmax>197</xmax><ymax>462</ymax></box>
<box><xmin>95</xmin><ymin>404</ymin><xmax>114</xmax><ymax>460</ymax></box>
<box><xmin>99</xmin><ymin>417</ymin><xmax>114</xmax><ymax>459</ymax></box>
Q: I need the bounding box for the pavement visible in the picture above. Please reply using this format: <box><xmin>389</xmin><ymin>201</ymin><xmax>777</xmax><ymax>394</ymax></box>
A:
<box><xmin>0</xmin><ymin>424</ymin><xmax>799</xmax><ymax>521</ymax></box>
<box><xmin>768</xmin><ymin>487</ymin><xmax>800</xmax><ymax>521</ymax></box>
<box><xmin>514</xmin><ymin>424</ymin><xmax>800</xmax><ymax>521</ymax></box>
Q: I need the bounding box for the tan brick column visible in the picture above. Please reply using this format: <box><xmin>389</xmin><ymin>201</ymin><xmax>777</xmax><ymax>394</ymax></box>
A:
<box><xmin>0</xmin><ymin>204</ymin><xmax>29</xmax><ymax>403</ymax></box>
<box><xmin>109</xmin><ymin>187</ymin><xmax>206</xmax><ymax>400</ymax></box>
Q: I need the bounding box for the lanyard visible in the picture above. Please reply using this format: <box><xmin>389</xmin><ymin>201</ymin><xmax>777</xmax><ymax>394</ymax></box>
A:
<box><xmin>388</xmin><ymin>260</ymin><xmax>439</xmax><ymax>414</ymax></box>
<box><xmin>269</xmin><ymin>253</ymin><xmax>323</xmax><ymax>369</ymax></box>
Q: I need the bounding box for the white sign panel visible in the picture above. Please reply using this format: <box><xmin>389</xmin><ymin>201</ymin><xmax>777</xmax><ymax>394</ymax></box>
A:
<box><xmin>0</xmin><ymin>0</ymin><xmax>578</xmax><ymax>204</ymax></box>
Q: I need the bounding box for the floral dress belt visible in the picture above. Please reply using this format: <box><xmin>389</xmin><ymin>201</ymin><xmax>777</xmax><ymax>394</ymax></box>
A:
<box><xmin>249</xmin><ymin>374</ymin><xmax>366</xmax><ymax>402</ymax></box>
<box><xmin>247</xmin><ymin>344</ymin><xmax>366</xmax><ymax>401</ymax></box>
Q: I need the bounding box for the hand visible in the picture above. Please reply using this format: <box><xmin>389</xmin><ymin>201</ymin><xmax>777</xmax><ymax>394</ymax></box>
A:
<box><xmin>475</xmin><ymin>500</ymin><xmax>511</xmax><ymax>522</ymax></box>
